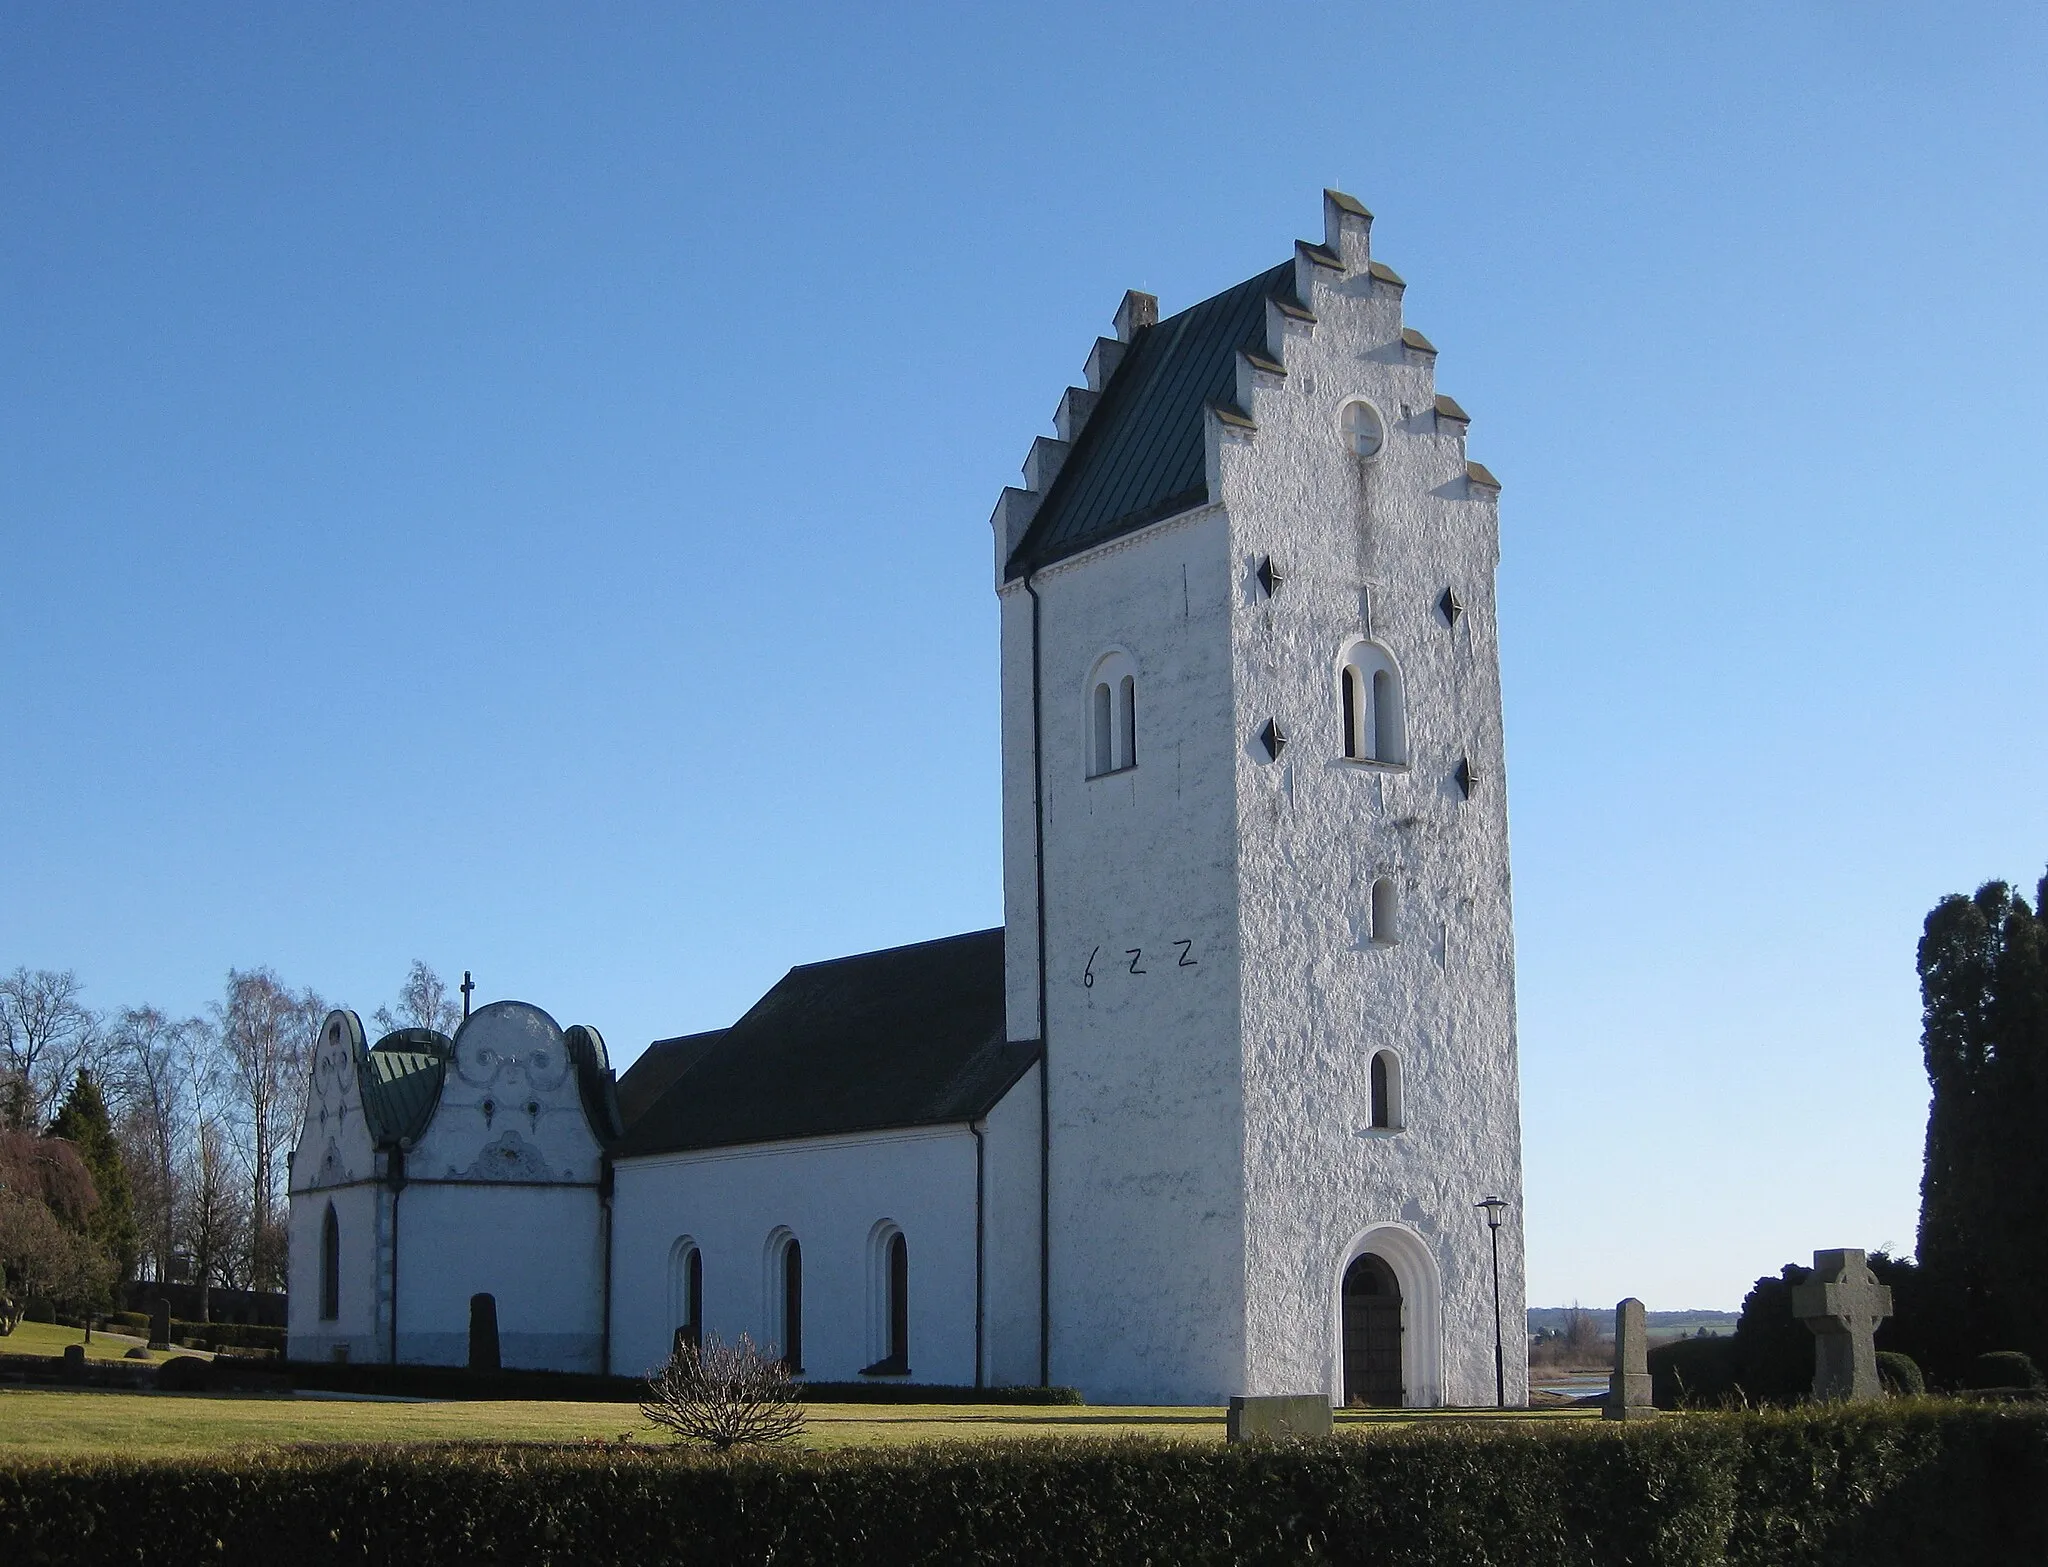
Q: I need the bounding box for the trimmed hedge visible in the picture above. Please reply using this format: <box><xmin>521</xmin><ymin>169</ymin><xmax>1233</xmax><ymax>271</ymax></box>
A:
<box><xmin>1</xmin><ymin>1405</ymin><xmax>2044</xmax><ymax>1566</ymax></box>
<box><xmin>1967</xmin><ymin>1351</ymin><xmax>2045</xmax><ymax>1392</ymax></box>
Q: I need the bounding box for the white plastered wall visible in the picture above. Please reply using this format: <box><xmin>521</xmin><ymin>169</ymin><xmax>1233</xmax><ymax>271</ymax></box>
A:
<box><xmin>1218</xmin><ymin>209</ymin><xmax>1526</xmax><ymax>1407</ymax></box>
<box><xmin>1001</xmin><ymin>510</ymin><xmax>1250</xmax><ymax>1405</ymax></box>
<box><xmin>611</xmin><ymin>1116</ymin><xmax>1000</xmax><ymax>1385</ymax></box>
<box><xmin>286</xmin><ymin>1009</ymin><xmax>386</xmax><ymax>1363</ymax></box>
<box><xmin>994</xmin><ymin>198</ymin><xmax>1526</xmax><ymax>1408</ymax></box>
<box><xmin>382</xmin><ymin>1002</ymin><xmax>610</xmax><ymax>1372</ymax></box>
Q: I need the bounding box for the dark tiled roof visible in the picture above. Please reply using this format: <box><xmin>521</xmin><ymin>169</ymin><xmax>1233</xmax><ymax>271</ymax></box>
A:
<box><xmin>1006</xmin><ymin>260</ymin><xmax>1299</xmax><ymax>579</ymax></box>
<box><xmin>616</xmin><ymin>1028</ymin><xmax>727</xmax><ymax>1131</ymax></box>
<box><xmin>616</xmin><ymin>929</ymin><xmax>1038</xmax><ymax>1157</ymax></box>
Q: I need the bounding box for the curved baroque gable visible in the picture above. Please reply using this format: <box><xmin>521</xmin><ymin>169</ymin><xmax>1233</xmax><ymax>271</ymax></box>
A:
<box><xmin>411</xmin><ymin>1001</ymin><xmax>607</xmax><ymax>1183</ymax></box>
<box><xmin>290</xmin><ymin>1009</ymin><xmax>374</xmax><ymax>1192</ymax></box>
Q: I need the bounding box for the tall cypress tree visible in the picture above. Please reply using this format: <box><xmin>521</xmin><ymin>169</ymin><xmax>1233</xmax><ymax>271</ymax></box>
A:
<box><xmin>46</xmin><ymin>1070</ymin><xmax>139</xmax><ymax>1286</ymax></box>
<box><xmin>1916</xmin><ymin>877</ymin><xmax>2048</xmax><ymax>1366</ymax></box>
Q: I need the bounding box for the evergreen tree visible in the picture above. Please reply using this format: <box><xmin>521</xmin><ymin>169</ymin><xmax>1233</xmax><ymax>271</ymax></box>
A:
<box><xmin>1915</xmin><ymin>876</ymin><xmax>2048</xmax><ymax>1366</ymax></box>
<box><xmin>46</xmin><ymin>1070</ymin><xmax>138</xmax><ymax>1286</ymax></box>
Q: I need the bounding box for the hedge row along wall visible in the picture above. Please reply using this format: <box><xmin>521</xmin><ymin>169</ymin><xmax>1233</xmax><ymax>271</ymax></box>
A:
<box><xmin>2</xmin><ymin>1405</ymin><xmax>2043</xmax><ymax>1566</ymax></box>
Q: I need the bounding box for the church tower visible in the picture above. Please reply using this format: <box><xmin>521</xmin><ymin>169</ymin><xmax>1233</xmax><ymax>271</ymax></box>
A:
<box><xmin>993</xmin><ymin>192</ymin><xmax>1525</xmax><ymax>1406</ymax></box>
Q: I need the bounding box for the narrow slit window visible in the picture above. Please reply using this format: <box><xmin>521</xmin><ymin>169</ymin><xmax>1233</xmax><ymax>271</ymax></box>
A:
<box><xmin>319</xmin><ymin>1203</ymin><xmax>340</xmax><ymax>1321</ymax></box>
<box><xmin>1372</xmin><ymin>670</ymin><xmax>1397</xmax><ymax>761</ymax></box>
<box><xmin>888</xmin><ymin>1232</ymin><xmax>909</xmax><ymax>1369</ymax></box>
<box><xmin>1342</xmin><ymin>667</ymin><xmax>1362</xmax><ymax>759</ymax></box>
<box><xmin>1370</xmin><ymin>1055</ymin><xmax>1391</xmax><ymax>1128</ymax></box>
<box><xmin>781</xmin><ymin>1237</ymin><xmax>803</xmax><ymax>1374</ymax></box>
<box><xmin>1370</xmin><ymin>878</ymin><xmax>1397</xmax><ymax>944</ymax></box>
<box><xmin>1118</xmin><ymin>674</ymin><xmax>1137</xmax><ymax>769</ymax></box>
<box><xmin>672</xmin><ymin>1242</ymin><xmax>703</xmax><ymax>1357</ymax></box>
<box><xmin>1091</xmin><ymin>683</ymin><xmax>1113</xmax><ymax>776</ymax></box>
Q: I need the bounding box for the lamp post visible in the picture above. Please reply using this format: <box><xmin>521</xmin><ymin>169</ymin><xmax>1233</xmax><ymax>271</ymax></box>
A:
<box><xmin>1475</xmin><ymin>1196</ymin><xmax>1509</xmax><ymax>1408</ymax></box>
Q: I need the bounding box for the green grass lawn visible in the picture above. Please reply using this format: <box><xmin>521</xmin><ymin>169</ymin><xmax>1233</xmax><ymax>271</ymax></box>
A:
<box><xmin>0</xmin><ymin>1320</ymin><xmax>186</xmax><ymax>1364</ymax></box>
<box><xmin>0</xmin><ymin>1386</ymin><xmax>1590</xmax><ymax>1460</ymax></box>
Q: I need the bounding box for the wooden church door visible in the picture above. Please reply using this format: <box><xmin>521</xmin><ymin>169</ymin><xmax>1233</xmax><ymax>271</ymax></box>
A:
<box><xmin>1341</xmin><ymin>1254</ymin><xmax>1403</xmax><ymax>1407</ymax></box>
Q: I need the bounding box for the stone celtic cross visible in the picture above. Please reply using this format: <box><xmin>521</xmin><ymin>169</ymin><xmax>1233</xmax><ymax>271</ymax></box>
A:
<box><xmin>1790</xmin><ymin>1248</ymin><xmax>1893</xmax><ymax>1402</ymax></box>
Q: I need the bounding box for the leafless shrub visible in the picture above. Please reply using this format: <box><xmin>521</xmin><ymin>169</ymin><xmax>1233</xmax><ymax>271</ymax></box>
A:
<box><xmin>641</xmin><ymin>1332</ymin><xmax>806</xmax><ymax>1450</ymax></box>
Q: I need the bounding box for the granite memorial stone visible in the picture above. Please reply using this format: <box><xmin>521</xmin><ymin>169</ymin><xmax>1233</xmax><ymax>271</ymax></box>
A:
<box><xmin>1226</xmin><ymin>1394</ymin><xmax>1333</xmax><ymax>1442</ymax></box>
<box><xmin>1604</xmin><ymin>1297</ymin><xmax>1657</xmax><ymax>1420</ymax></box>
<box><xmin>1791</xmin><ymin>1248</ymin><xmax>1892</xmax><ymax>1403</ymax></box>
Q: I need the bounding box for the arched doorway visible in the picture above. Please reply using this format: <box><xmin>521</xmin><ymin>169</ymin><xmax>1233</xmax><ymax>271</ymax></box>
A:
<box><xmin>1342</xmin><ymin>1254</ymin><xmax>1403</xmax><ymax>1406</ymax></box>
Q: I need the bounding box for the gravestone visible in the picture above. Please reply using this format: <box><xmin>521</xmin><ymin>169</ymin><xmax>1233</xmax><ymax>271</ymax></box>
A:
<box><xmin>1226</xmin><ymin>1394</ymin><xmax>1333</xmax><ymax>1443</ymax></box>
<box><xmin>1604</xmin><ymin>1297</ymin><xmax>1657</xmax><ymax>1421</ymax></box>
<box><xmin>1791</xmin><ymin>1248</ymin><xmax>1892</xmax><ymax>1402</ymax></box>
<box><xmin>468</xmin><ymin>1292</ymin><xmax>501</xmax><ymax>1372</ymax></box>
<box><xmin>148</xmin><ymin>1298</ymin><xmax>172</xmax><ymax>1351</ymax></box>
<box><xmin>62</xmin><ymin>1343</ymin><xmax>85</xmax><ymax>1381</ymax></box>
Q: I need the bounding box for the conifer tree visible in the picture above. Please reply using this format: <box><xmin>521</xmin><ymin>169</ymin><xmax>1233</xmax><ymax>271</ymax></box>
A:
<box><xmin>47</xmin><ymin>1070</ymin><xmax>138</xmax><ymax>1285</ymax></box>
<box><xmin>1916</xmin><ymin>876</ymin><xmax>2048</xmax><ymax>1366</ymax></box>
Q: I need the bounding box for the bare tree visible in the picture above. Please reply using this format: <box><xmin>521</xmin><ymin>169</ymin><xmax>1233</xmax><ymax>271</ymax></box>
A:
<box><xmin>211</xmin><ymin>969</ymin><xmax>322</xmax><ymax>1292</ymax></box>
<box><xmin>372</xmin><ymin>960</ymin><xmax>463</xmax><ymax>1038</ymax></box>
<box><xmin>641</xmin><ymin>1333</ymin><xmax>807</xmax><ymax>1450</ymax></box>
<box><xmin>0</xmin><ymin>969</ymin><xmax>102</xmax><ymax>1130</ymax></box>
<box><xmin>179</xmin><ymin>1115</ymin><xmax>249</xmax><ymax>1322</ymax></box>
<box><xmin>108</xmin><ymin>1007</ymin><xmax>202</xmax><ymax>1283</ymax></box>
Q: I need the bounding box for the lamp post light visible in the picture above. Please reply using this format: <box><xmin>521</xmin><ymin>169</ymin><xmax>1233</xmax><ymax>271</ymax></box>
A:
<box><xmin>1475</xmin><ymin>1196</ymin><xmax>1509</xmax><ymax>1408</ymax></box>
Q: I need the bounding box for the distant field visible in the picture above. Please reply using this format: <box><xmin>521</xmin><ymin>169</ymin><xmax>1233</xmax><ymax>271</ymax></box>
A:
<box><xmin>0</xmin><ymin>1388</ymin><xmax>1590</xmax><ymax>1460</ymax></box>
<box><xmin>1527</xmin><ymin>1306</ymin><xmax>1738</xmax><ymax>1340</ymax></box>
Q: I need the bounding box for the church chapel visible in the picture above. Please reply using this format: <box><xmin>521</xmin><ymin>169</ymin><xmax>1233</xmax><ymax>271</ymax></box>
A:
<box><xmin>287</xmin><ymin>191</ymin><xmax>1528</xmax><ymax>1407</ymax></box>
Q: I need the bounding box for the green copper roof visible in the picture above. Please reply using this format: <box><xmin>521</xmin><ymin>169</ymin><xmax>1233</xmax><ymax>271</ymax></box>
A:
<box><xmin>362</xmin><ymin>1029</ymin><xmax>451</xmax><ymax>1146</ymax></box>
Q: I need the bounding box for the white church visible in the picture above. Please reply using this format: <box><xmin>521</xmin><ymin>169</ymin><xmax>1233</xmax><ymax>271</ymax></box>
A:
<box><xmin>288</xmin><ymin>191</ymin><xmax>1528</xmax><ymax>1408</ymax></box>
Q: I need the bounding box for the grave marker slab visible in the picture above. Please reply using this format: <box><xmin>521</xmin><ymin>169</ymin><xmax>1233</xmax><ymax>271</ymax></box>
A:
<box><xmin>1604</xmin><ymin>1297</ymin><xmax>1657</xmax><ymax>1420</ymax></box>
<box><xmin>1226</xmin><ymin>1394</ymin><xmax>1333</xmax><ymax>1442</ymax></box>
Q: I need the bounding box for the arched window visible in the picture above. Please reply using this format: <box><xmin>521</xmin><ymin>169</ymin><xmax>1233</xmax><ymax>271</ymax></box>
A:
<box><xmin>768</xmin><ymin>1231</ymin><xmax>803</xmax><ymax>1374</ymax></box>
<box><xmin>670</xmin><ymin>1238</ymin><xmax>702</xmax><ymax>1357</ymax></box>
<box><xmin>1368</xmin><ymin>1050</ymin><xmax>1403</xmax><ymax>1131</ymax></box>
<box><xmin>863</xmin><ymin>1222</ymin><xmax>911</xmax><ymax>1375</ymax></box>
<box><xmin>889</xmin><ymin>1231</ymin><xmax>909</xmax><ymax>1368</ymax></box>
<box><xmin>1085</xmin><ymin>651</ymin><xmax>1138</xmax><ymax>777</ymax></box>
<box><xmin>319</xmin><ymin>1203</ymin><xmax>340</xmax><ymax>1320</ymax></box>
<box><xmin>1340</xmin><ymin>641</ymin><xmax>1406</xmax><ymax>764</ymax></box>
<box><xmin>1370</xmin><ymin>878</ymin><xmax>1398</xmax><ymax>945</ymax></box>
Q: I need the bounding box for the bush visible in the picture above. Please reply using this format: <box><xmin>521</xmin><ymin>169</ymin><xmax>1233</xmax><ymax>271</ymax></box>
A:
<box><xmin>1967</xmin><ymin>1351</ymin><xmax>2045</xmax><ymax>1392</ymax></box>
<box><xmin>0</xmin><ymin>1406</ymin><xmax>2044</xmax><ymax>1566</ymax></box>
<box><xmin>1878</xmin><ymin>1351</ymin><xmax>1926</xmax><ymax>1397</ymax></box>
<box><xmin>1648</xmin><ymin>1334</ymin><xmax>1744</xmax><ymax>1408</ymax></box>
<box><xmin>154</xmin><ymin>1356</ymin><xmax>210</xmax><ymax>1392</ymax></box>
<box><xmin>641</xmin><ymin>1333</ymin><xmax>805</xmax><ymax>1450</ymax></box>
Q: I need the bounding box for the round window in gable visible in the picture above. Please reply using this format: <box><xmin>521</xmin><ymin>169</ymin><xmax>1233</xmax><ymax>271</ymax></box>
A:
<box><xmin>1341</xmin><ymin>400</ymin><xmax>1385</xmax><ymax>460</ymax></box>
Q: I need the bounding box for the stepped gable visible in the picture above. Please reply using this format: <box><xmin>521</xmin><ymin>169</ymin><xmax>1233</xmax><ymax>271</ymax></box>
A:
<box><xmin>616</xmin><ymin>928</ymin><xmax>1036</xmax><ymax>1156</ymax></box>
<box><xmin>1004</xmin><ymin>260</ymin><xmax>1299</xmax><ymax>579</ymax></box>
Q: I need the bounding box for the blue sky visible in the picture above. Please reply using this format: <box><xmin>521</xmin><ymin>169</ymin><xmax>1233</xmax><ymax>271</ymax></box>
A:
<box><xmin>6</xmin><ymin>3</ymin><xmax>2045</xmax><ymax>1311</ymax></box>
